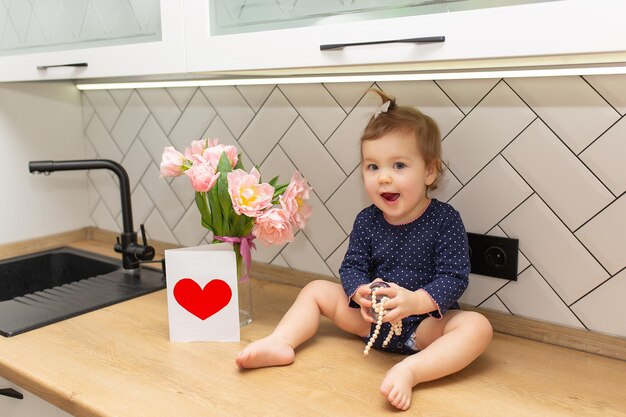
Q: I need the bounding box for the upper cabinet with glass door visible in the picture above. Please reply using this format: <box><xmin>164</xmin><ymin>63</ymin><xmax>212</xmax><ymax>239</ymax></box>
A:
<box><xmin>0</xmin><ymin>0</ymin><xmax>185</xmax><ymax>81</ymax></box>
<box><xmin>184</xmin><ymin>0</ymin><xmax>626</xmax><ymax>74</ymax></box>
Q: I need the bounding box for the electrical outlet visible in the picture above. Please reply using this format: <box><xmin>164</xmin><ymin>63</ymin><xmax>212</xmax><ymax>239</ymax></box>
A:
<box><xmin>467</xmin><ymin>233</ymin><xmax>519</xmax><ymax>281</ymax></box>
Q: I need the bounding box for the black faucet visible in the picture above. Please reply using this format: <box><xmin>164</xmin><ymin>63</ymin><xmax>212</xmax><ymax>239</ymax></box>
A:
<box><xmin>29</xmin><ymin>159</ymin><xmax>155</xmax><ymax>274</ymax></box>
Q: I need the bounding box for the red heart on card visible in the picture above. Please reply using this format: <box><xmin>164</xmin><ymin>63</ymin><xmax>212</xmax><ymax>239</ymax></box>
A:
<box><xmin>173</xmin><ymin>278</ymin><xmax>232</xmax><ymax>320</ymax></box>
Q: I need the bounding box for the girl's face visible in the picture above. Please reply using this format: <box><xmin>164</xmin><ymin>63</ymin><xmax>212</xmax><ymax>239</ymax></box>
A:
<box><xmin>361</xmin><ymin>131</ymin><xmax>437</xmax><ymax>225</ymax></box>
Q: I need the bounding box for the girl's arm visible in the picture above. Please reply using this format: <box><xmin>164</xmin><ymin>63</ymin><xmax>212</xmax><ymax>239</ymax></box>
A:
<box><xmin>339</xmin><ymin>208</ymin><xmax>375</xmax><ymax>309</ymax></box>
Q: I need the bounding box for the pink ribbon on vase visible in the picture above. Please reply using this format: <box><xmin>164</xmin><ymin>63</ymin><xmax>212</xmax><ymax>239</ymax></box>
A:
<box><xmin>214</xmin><ymin>234</ymin><xmax>256</xmax><ymax>282</ymax></box>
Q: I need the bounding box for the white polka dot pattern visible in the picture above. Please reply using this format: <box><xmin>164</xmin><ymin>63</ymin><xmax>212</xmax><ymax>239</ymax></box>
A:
<box><xmin>340</xmin><ymin>199</ymin><xmax>470</xmax><ymax>321</ymax></box>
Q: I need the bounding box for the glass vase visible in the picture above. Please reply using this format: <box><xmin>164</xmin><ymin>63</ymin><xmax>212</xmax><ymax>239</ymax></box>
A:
<box><xmin>234</xmin><ymin>244</ymin><xmax>253</xmax><ymax>327</ymax></box>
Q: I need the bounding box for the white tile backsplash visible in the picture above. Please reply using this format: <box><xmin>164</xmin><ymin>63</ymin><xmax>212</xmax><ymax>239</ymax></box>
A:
<box><xmin>576</xmin><ymin>195</ymin><xmax>626</xmax><ymax>275</ymax></box>
<box><xmin>500</xmin><ymin>195</ymin><xmax>609</xmax><ymax>305</ymax></box>
<box><xmin>435</xmin><ymin>78</ymin><xmax>499</xmax><ymax>115</ymax></box>
<box><xmin>239</xmin><ymin>88</ymin><xmax>297</xmax><ymax>165</ymax></box>
<box><xmin>496</xmin><ymin>267</ymin><xmax>584</xmax><ymax>329</ymax></box>
<box><xmin>450</xmin><ymin>155</ymin><xmax>532</xmax><ymax>234</ymax></box>
<box><xmin>279</xmin><ymin>118</ymin><xmax>346</xmax><ymax>201</ymax></box>
<box><xmin>236</xmin><ymin>84</ymin><xmax>274</xmax><ymax>113</ymax></box>
<box><xmin>200</xmin><ymin>86</ymin><xmax>255</xmax><ymax>138</ymax></box>
<box><xmin>168</xmin><ymin>90</ymin><xmax>216</xmax><ymax>151</ymax></box>
<box><xmin>584</xmin><ymin>74</ymin><xmax>626</xmax><ymax>115</ymax></box>
<box><xmin>325</xmin><ymin>167</ymin><xmax>370</xmax><ymax>233</ymax></box>
<box><xmin>505</xmin><ymin>76</ymin><xmax>620</xmax><ymax>153</ymax></box>
<box><xmin>503</xmin><ymin>119</ymin><xmax>614</xmax><ymax>230</ymax></box>
<box><xmin>137</xmin><ymin>88</ymin><xmax>181</xmax><ymax>135</ymax></box>
<box><xmin>580</xmin><ymin>116</ymin><xmax>626</xmax><ymax>196</ymax></box>
<box><xmin>325</xmin><ymin>92</ymin><xmax>379</xmax><ymax>171</ymax></box>
<box><xmin>81</xmin><ymin>75</ymin><xmax>626</xmax><ymax>338</ymax></box>
<box><xmin>83</xmin><ymin>90</ymin><xmax>120</xmax><ymax>131</ymax></box>
<box><xmin>280</xmin><ymin>231</ymin><xmax>334</xmax><ymax>276</ymax></box>
<box><xmin>111</xmin><ymin>91</ymin><xmax>150</xmax><ymax>155</ymax></box>
<box><xmin>323</xmin><ymin>82</ymin><xmax>373</xmax><ymax>113</ymax></box>
<box><xmin>442</xmin><ymin>81</ymin><xmax>536</xmax><ymax>183</ymax></box>
<box><xmin>166</xmin><ymin>87</ymin><xmax>197</xmax><ymax>112</ymax></box>
<box><xmin>85</xmin><ymin>114</ymin><xmax>123</xmax><ymax>162</ymax></box>
<box><xmin>279</xmin><ymin>83</ymin><xmax>347</xmax><ymax>143</ymax></box>
<box><xmin>571</xmin><ymin>269</ymin><xmax>626</xmax><ymax>337</ymax></box>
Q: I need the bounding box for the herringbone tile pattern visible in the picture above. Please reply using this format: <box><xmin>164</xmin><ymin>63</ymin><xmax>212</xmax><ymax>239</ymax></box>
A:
<box><xmin>82</xmin><ymin>76</ymin><xmax>626</xmax><ymax>338</ymax></box>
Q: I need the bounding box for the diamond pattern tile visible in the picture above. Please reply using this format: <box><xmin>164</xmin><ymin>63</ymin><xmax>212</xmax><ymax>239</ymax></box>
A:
<box><xmin>82</xmin><ymin>75</ymin><xmax>626</xmax><ymax>338</ymax></box>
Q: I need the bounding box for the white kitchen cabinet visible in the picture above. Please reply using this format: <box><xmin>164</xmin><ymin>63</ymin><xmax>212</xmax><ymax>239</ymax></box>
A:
<box><xmin>0</xmin><ymin>375</ymin><xmax>71</xmax><ymax>417</ymax></box>
<box><xmin>184</xmin><ymin>0</ymin><xmax>626</xmax><ymax>74</ymax></box>
<box><xmin>0</xmin><ymin>0</ymin><xmax>185</xmax><ymax>82</ymax></box>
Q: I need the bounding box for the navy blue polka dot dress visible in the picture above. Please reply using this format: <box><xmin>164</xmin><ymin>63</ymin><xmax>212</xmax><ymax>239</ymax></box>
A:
<box><xmin>339</xmin><ymin>199</ymin><xmax>470</xmax><ymax>354</ymax></box>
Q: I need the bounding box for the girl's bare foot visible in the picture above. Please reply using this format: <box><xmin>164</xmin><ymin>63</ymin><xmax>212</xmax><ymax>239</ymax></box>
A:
<box><xmin>380</xmin><ymin>363</ymin><xmax>416</xmax><ymax>411</ymax></box>
<box><xmin>235</xmin><ymin>336</ymin><xmax>295</xmax><ymax>369</ymax></box>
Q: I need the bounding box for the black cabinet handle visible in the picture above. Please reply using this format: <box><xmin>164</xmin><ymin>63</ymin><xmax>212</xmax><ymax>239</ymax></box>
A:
<box><xmin>0</xmin><ymin>388</ymin><xmax>24</xmax><ymax>399</ymax></box>
<box><xmin>320</xmin><ymin>36</ymin><xmax>445</xmax><ymax>51</ymax></box>
<box><xmin>36</xmin><ymin>62</ymin><xmax>88</xmax><ymax>70</ymax></box>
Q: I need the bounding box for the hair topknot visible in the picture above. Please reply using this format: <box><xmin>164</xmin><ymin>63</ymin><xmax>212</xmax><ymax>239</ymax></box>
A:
<box><xmin>361</xmin><ymin>89</ymin><xmax>444</xmax><ymax>192</ymax></box>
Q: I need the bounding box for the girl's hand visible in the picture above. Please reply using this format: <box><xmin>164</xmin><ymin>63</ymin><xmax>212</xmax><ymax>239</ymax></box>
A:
<box><xmin>351</xmin><ymin>284</ymin><xmax>374</xmax><ymax>322</ymax></box>
<box><xmin>373</xmin><ymin>283</ymin><xmax>421</xmax><ymax>323</ymax></box>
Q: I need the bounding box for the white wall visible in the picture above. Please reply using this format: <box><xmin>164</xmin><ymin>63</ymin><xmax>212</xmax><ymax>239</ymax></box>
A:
<box><xmin>0</xmin><ymin>82</ymin><xmax>88</xmax><ymax>244</ymax></box>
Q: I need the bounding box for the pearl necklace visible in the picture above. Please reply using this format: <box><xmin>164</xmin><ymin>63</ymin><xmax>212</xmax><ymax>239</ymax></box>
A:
<box><xmin>363</xmin><ymin>287</ymin><xmax>402</xmax><ymax>356</ymax></box>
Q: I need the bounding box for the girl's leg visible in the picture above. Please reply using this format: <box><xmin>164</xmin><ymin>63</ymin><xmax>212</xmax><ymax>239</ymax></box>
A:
<box><xmin>380</xmin><ymin>310</ymin><xmax>493</xmax><ymax>410</ymax></box>
<box><xmin>236</xmin><ymin>280</ymin><xmax>370</xmax><ymax>369</ymax></box>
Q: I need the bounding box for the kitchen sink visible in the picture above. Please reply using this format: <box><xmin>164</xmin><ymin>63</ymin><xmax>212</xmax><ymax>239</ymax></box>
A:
<box><xmin>0</xmin><ymin>247</ymin><xmax>165</xmax><ymax>337</ymax></box>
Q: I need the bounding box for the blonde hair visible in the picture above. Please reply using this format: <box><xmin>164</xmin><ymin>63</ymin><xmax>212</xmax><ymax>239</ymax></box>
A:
<box><xmin>361</xmin><ymin>89</ymin><xmax>444</xmax><ymax>192</ymax></box>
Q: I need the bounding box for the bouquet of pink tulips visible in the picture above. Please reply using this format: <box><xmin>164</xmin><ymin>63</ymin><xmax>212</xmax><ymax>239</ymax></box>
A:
<box><xmin>159</xmin><ymin>139</ymin><xmax>312</xmax><ymax>278</ymax></box>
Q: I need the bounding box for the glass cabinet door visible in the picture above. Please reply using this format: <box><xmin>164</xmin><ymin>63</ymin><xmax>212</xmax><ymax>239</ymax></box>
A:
<box><xmin>0</xmin><ymin>0</ymin><xmax>161</xmax><ymax>56</ymax></box>
<box><xmin>185</xmin><ymin>0</ymin><xmax>626</xmax><ymax>74</ymax></box>
<box><xmin>208</xmin><ymin>0</ymin><xmax>557</xmax><ymax>36</ymax></box>
<box><xmin>0</xmin><ymin>0</ymin><xmax>185</xmax><ymax>81</ymax></box>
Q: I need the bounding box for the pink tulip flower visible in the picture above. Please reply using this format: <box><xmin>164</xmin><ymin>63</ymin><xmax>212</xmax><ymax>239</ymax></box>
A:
<box><xmin>253</xmin><ymin>207</ymin><xmax>295</xmax><ymax>245</ymax></box>
<box><xmin>280</xmin><ymin>172</ymin><xmax>312</xmax><ymax>228</ymax></box>
<box><xmin>227</xmin><ymin>168</ymin><xmax>274</xmax><ymax>217</ymax></box>
<box><xmin>159</xmin><ymin>146</ymin><xmax>186</xmax><ymax>178</ymax></box>
<box><xmin>203</xmin><ymin>144</ymin><xmax>238</xmax><ymax>169</ymax></box>
<box><xmin>186</xmin><ymin>160</ymin><xmax>220</xmax><ymax>192</ymax></box>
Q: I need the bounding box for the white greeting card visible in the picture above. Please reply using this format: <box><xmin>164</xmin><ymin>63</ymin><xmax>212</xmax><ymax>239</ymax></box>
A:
<box><xmin>165</xmin><ymin>243</ymin><xmax>239</xmax><ymax>342</ymax></box>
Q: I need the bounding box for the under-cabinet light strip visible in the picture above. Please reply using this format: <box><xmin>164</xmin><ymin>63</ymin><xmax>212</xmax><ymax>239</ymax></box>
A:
<box><xmin>75</xmin><ymin>65</ymin><xmax>626</xmax><ymax>90</ymax></box>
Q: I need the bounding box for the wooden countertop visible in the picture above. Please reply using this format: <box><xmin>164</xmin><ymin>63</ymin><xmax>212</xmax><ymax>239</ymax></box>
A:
<box><xmin>1</xmin><ymin>240</ymin><xmax>626</xmax><ymax>417</ymax></box>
